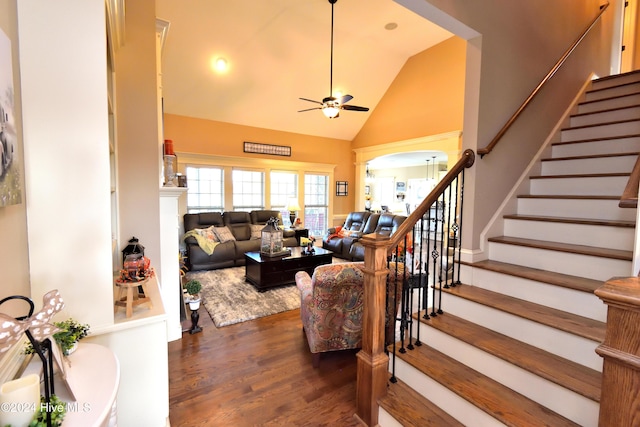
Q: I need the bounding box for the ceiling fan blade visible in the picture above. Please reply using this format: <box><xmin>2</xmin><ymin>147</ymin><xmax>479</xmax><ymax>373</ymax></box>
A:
<box><xmin>299</xmin><ymin>97</ymin><xmax>323</xmax><ymax>105</ymax></box>
<box><xmin>341</xmin><ymin>104</ymin><xmax>369</xmax><ymax>112</ymax></box>
<box><xmin>336</xmin><ymin>94</ymin><xmax>353</xmax><ymax>105</ymax></box>
<box><xmin>298</xmin><ymin>107</ymin><xmax>322</xmax><ymax>112</ymax></box>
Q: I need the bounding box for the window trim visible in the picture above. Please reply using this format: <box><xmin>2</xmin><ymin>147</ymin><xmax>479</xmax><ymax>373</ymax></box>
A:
<box><xmin>177</xmin><ymin>152</ymin><xmax>336</xmax><ymax>224</ymax></box>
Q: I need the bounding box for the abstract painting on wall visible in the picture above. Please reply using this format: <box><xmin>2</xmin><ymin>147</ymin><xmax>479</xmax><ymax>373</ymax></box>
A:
<box><xmin>0</xmin><ymin>27</ymin><xmax>21</xmax><ymax>207</ymax></box>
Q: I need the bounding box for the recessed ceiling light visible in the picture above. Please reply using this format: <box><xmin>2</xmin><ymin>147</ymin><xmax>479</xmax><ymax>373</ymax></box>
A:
<box><xmin>385</xmin><ymin>22</ymin><xmax>398</xmax><ymax>30</ymax></box>
<box><xmin>211</xmin><ymin>57</ymin><xmax>229</xmax><ymax>73</ymax></box>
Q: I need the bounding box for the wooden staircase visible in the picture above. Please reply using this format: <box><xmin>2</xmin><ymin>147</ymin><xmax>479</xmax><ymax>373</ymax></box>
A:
<box><xmin>378</xmin><ymin>71</ymin><xmax>640</xmax><ymax>426</ymax></box>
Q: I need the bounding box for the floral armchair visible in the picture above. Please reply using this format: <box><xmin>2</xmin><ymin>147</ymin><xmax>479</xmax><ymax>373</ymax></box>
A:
<box><xmin>295</xmin><ymin>261</ymin><xmax>405</xmax><ymax>367</ymax></box>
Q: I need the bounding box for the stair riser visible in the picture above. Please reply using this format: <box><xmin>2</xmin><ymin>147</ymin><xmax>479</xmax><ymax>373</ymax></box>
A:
<box><xmin>415</xmin><ymin>323</ymin><xmax>599</xmax><ymax>426</ymax></box>
<box><xmin>378</xmin><ymin>409</ymin><xmax>404</xmax><ymax>427</ymax></box>
<box><xmin>592</xmin><ymin>73</ymin><xmax>640</xmax><ymax>90</ymax></box>
<box><xmin>488</xmin><ymin>241</ymin><xmax>631</xmax><ymax>282</ymax></box>
<box><xmin>529</xmin><ymin>176</ymin><xmax>627</xmax><ymax>196</ymax></box>
<box><xmin>570</xmin><ymin>106</ymin><xmax>640</xmax><ymax>128</ymax></box>
<box><xmin>392</xmin><ymin>359</ymin><xmax>503</xmax><ymax>427</ymax></box>
<box><xmin>540</xmin><ymin>156</ymin><xmax>636</xmax><ymax>176</ymax></box>
<box><xmin>460</xmin><ymin>266</ymin><xmax>607</xmax><ymax>322</ymax></box>
<box><xmin>584</xmin><ymin>82</ymin><xmax>640</xmax><ymax>102</ymax></box>
<box><xmin>440</xmin><ymin>293</ymin><xmax>603</xmax><ymax>371</ymax></box>
<box><xmin>579</xmin><ymin>93</ymin><xmax>640</xmax><ymax>114</ymax></box>
<box><xmin>517</xmin><ymin>198</ymin><xmax>637</xmax><ymax>221</ymax></box>
<box><xmin>561</xmin><ymin>121</ymin><xmax>640</xmax><ymax>141</ymax></box>
<box><xmin>503</xmin><ymin>219</ymin><xmax>634</xmax><ymax>251</ymax></box>
<box><xmin>552</xmin><ymin>137</ymin><xmax>640</xmax><ymax>157</ymax></box>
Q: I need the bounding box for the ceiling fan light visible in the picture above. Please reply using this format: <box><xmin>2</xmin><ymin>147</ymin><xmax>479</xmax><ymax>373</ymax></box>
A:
<box><xmin>322</xmin><ymin>106</ymin><xmax>340</xmax><ymax>118</ymax></box>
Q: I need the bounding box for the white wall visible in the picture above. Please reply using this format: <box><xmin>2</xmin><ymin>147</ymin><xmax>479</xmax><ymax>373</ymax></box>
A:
<box><xmin>17</xmin><ymin>0</ymin><xmax>113</xmax><ymax>328</ymax></box>
<box><xmin>397</xmin><ymin>0</ymin><xmax>617</xmax><ymax>250</ymax></box>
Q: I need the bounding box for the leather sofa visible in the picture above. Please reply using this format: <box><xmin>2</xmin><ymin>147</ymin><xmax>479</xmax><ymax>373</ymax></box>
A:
<box><xmin>183</xmin><ymin>210</ymin><xmax>298</xmax><ymax>271</ymax></box>
<box><xmin>322</xmin><ymin>211</ymin><xmax>406</xmax><ymax>261</ymax></box>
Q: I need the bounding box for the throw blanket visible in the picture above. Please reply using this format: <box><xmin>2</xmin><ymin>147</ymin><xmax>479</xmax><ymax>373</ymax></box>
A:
<box><xmin>183</xmin><ymin>230</ymin><xmax>219</xmax><ymax>255</ymax></box>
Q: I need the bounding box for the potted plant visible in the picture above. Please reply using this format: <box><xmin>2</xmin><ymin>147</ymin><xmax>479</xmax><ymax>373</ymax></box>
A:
<box><xmin>24</xmin><ymin>318</ymin><xmax>90</xmax><ymax>356</ymax></box>
<box><xmin>184</xmin><ymin>279</ymin><xmax>202</xmax><ymax>310</ymax></box>
<box><xmin>29</xmin><ymin>394</ymin><xmax>66</xmax><ymax>427</ymax></box>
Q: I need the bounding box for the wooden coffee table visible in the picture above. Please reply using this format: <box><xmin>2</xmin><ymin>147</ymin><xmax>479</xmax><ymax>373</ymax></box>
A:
<box><xmin>245</xmin><ymin>246</ymin><xmax>333</xmax><ymax>291</ymax></box>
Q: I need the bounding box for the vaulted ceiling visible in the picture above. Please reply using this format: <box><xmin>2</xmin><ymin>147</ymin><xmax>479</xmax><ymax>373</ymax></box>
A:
<box><xmin>155</xmin><ymin>0</ymin><xmax>452</xmax><ymax>142</ymax></box>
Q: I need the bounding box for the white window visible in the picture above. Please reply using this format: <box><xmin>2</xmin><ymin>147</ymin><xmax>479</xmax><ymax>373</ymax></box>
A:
<box><xmin>270</xmin><ymin>171</ymin><xmax>298</xmax><ymax>226</ymax></box>
<box><xmin>304</xmin><ymin>174</ymin><xmax>328</xmax><ymax>237</ymax></box>
<box><xmin>186</xmin><ymin>166</ymin><xmax>224</xmax><ymax>213</ymax></box>
<box><xmin>232</xmin><ymin>169</ymin><xmax>264</xmax><ymax>212</ymax></box>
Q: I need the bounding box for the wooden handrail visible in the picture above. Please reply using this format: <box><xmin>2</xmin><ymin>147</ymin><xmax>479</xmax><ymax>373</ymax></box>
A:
<box><xmin>478</xmin><ymin>2</ymin><xmax>610</xmax><ymax>158</ymax></box>
<box><xmin>620</xmin><ymin>154</ymin><xmax>640</xmax><ymax>208</ymax></box>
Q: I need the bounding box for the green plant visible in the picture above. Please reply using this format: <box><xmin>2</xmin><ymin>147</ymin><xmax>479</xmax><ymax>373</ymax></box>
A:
<box><xmin>28</xmin><ymin>394</ymin><xmax>66</xmax><ymax>427</ymax></box>
<box><xmin>184</xmin><ymin>279</ymin><xmax>202</xmax><ymax>297</ymax></box>
<box><xmin>24</xmin><ymin>318</ymin><xmax>90</xmax><ymax>356</ymax></box>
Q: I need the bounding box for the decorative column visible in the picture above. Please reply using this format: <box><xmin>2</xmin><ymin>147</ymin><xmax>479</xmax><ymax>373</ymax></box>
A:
<box><xmin>595</xmin><ymin>276</ymin><xmax>640</xmax><ymax>426</ymax></box>
<box><xmin>355</xmin><ymin>233</ymin><xmax>391</xmax><ymax>426</ymax></box>
<box><xmin>159</xmin><ymin>187</ymin><xmax>187</xmax><ymax>341</ymax></box>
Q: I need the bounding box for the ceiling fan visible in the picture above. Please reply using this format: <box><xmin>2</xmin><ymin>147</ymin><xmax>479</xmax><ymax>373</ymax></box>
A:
<box><xmin>298</xmin><ymin>0</ymin><xmax>369</xmax><ymax>119</ymax></box>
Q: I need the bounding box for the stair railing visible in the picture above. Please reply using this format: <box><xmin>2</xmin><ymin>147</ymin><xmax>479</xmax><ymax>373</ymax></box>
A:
<box><xmin>478</xmin><ymin>2</ymin><xmax>609</xmax><ymax>158</ymax></box>
<box><xmin>355</xmin><ymin>149</ymin><xmax>475</xmax><ymax>426</ymax></box>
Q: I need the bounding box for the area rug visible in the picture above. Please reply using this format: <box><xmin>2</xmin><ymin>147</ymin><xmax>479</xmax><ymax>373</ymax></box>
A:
<box><xmin>185</xmin><ymin>267</ymin><xmax>301</xmax><ymax>327</ymax></box>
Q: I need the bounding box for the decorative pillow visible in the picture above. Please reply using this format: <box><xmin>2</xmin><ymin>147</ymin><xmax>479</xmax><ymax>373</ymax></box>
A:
<box><xmin>213</xmin><ymin>226</ymin><xmax>236</xmax><ymax>242</ymax></box>
<box><xmin>250</xmin><ymin>224</ymin><xmax>263</xmax><ymax>240</ymax></box>
<box><xmin>195</xmin><ymin>225</ymin><xmax>218</xmax><ymax>242</ymax></box>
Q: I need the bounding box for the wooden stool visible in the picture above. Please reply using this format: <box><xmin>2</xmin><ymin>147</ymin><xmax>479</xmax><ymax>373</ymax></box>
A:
<box><xmin>114</xmin><ymin>278</ymin><xmax>152</xmax><ymax>318</ymax></box>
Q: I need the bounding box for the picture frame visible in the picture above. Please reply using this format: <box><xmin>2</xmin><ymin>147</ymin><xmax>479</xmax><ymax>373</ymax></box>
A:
<box><xmin>243</xmin><ymin>141</ymin><xmax>291</xmax><ymax>157</ymax></box>
<box><xmin>336</xmin><ymin>181</ymin><xmax>348</xmax><ymax>196</ymax></box>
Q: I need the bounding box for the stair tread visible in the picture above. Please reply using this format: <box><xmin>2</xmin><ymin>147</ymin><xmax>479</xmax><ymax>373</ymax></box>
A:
<box><xmin>503</xmin><ymin>213</ymin><xmax>635</xmax><ymax>228</ymax></box>
<box><xmin>417</xmin><ymin>310</ymin><xmax>601</xmax><ymax>401</ymax></box>
<box><xmin>379</xmin><ymin>377</ymin><xmax>464</xmax><ymax>427</ymax></box>
<box><xmin>488</xmin><ymin>235</ymin><xmax>632</xmax><ymax>261</ymax></box>
<box><xmin>530</xmin><ymin>172</ymin><xmax>629</xmax><ymax>179</ymax></box>
<box><xmin>541</xmin><ymin>151</ymin><xmax>639</xmax><ymax>162</ymax></box>
<box><xmin>442</xmin><ymin>283</ymin><xmax>606</xmax><ymax>342</ymax></box>
<box><xmin>468</xmin><ymin>259</ymin><xmax>604</xmax><ymax>293</ymax></box>
<box><xmin>571</xmin><ymin>104</ymin><xmax>640</xmax><ymax>119</ymax></box>
<box><xmin>517</xmin><ymin>194</ymin><xmax>620</xmax><ymax>200</ymax></box>
<box><xmin>562</xmin><ymin>117</ymin><xmax>640</xmax><ymax>131</ymax></box>
<box><xmin>392</xmin><ymin>343</ymin><xmax>581</xmax><ymax>427</ymax></box>
<box><xmin>592</xmin><ymin>69</ymin><xmax>640</xmax><ymax>83</ymax></box>
<box><xmin>552</xmin><ymin>133</ymin><xmax>640</xmax><ymax>146</ymax></box>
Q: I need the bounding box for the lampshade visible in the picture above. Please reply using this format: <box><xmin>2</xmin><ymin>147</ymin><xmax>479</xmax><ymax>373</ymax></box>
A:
<box><xmin>286</xmin><ymin>198</ymin><xmax>301</xmax><ymax>212</ymax></box>
<box><xmin>322</xmin><ymin>106</ymin><xmax>340</xmax><ymax>118</ymax></box>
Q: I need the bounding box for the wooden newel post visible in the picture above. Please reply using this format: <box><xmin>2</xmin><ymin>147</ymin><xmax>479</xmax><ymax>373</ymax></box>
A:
<box><xmin>595</xmin><ymin>276</ymin><xmax>640</xmax><ymax>427</ymax></box>
<box><xmin>355</xmin><ymin>233</ymin><xmax>391</xmax><ymax>426</ymax></box>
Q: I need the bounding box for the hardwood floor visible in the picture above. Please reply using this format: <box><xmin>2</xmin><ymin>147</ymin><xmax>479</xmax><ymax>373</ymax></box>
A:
<box><xmin>168</xmin><ymin>308</ymin><xmax>361</xmax><ymax>426</ymax></box>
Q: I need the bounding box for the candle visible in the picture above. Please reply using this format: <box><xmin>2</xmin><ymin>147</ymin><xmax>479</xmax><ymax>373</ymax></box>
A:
<box><xmin>0</xmin><ymin>374</ymin><xmax>40</xmax><ymax>427</ymax></box>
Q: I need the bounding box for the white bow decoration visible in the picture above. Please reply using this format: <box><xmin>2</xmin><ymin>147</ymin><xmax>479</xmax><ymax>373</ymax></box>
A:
<box><xmin>0</xmin><ymin>290</ymin><xmax>65</xmax><ymax>354</ymax></box>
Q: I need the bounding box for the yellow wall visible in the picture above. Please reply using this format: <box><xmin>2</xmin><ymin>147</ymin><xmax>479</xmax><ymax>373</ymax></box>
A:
<box><xmin>163</xmin><ymin>114</ymin><xmax>355</xmax><ymax>216</ymax></box>
<box><xmin>352</xmin><ymin>36</ymin><xmax>466</xmax><ymax>148</ymax></box>
<box><xmin>163</xmin><ymin>37</ymin><xmax>467</xmax><ymax>217</ymax></box>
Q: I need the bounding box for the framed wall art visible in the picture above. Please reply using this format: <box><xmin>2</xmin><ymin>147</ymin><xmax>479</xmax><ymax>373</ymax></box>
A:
<box><xmin>0</xmin><ymin>27</ymin><xmax>22</xmax><ymax>207</ymax></box>
<box><xmin>244</xmin><ymin>141</ymin><xmax>291</xmax><ymax>157</ymax></box>
<box><xmin>336</xmin><ymin>181</ymin><xmax>348</xmax><ymax>196</ymax></box>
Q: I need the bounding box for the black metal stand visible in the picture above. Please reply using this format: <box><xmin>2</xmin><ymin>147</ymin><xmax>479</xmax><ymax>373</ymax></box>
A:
<box><xmin>189</xmin><ymin>306</ymin><xmax>202</xmax><ymax>334</ymax></box>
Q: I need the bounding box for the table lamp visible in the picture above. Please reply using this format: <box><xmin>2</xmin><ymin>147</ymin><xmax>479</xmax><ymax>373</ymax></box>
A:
<box><xmin>286</xmin><ymin>198</ymin><xmax>301</xmax><ymax>227</ymax></box>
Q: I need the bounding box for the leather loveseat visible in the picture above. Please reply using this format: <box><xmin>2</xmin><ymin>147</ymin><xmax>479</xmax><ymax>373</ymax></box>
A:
<box><xmin>322</xmin><ymin>211</ymin><xmax>406</xmax><ymax>261</ymax></box>
<box><xmin>183</xmin><ymin>210</ymin><xmax>298</xmax><ymax>271</ymax></box>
